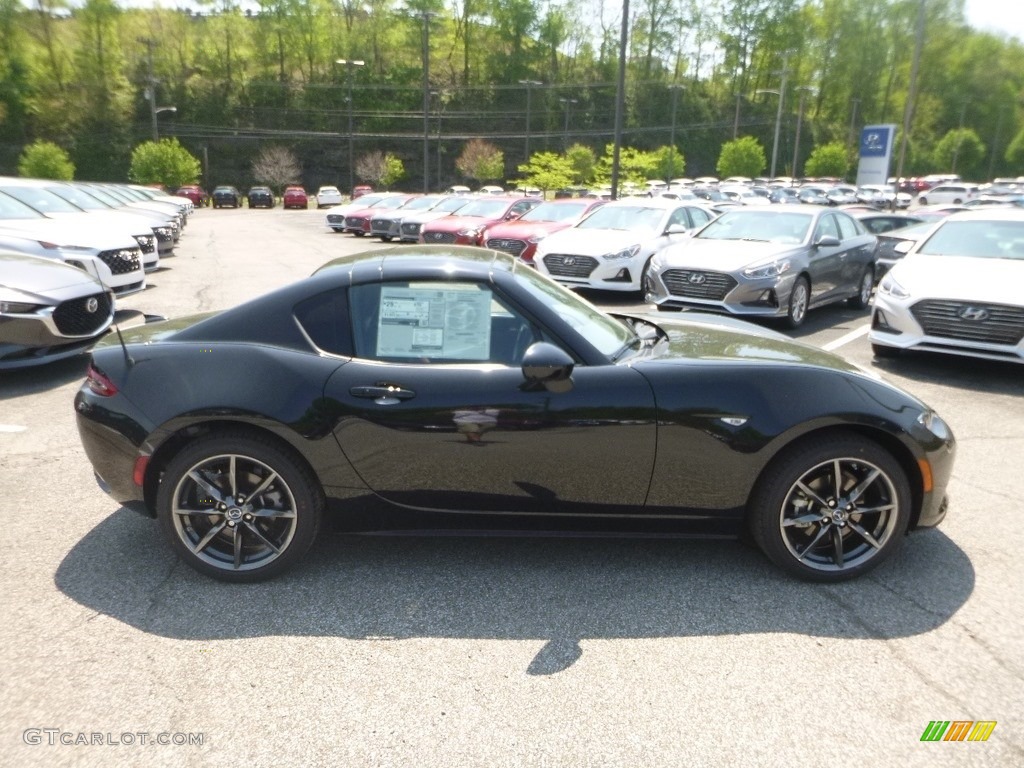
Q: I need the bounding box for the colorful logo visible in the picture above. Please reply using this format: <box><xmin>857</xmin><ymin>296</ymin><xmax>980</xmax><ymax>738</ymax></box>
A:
<box><xmin>920</xmin><ymin>721</ymin><xmax>997</xmax><ymax>742</ymax></box>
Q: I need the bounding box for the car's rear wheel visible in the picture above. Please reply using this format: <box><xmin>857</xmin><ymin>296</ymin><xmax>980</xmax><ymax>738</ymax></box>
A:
<box><xmin>918</xmin><ymin>197</ymin><xmax>928</xmax><ymax>205</ymax></box>
<box><xmin>848</xmin><ymin>266</ymin><xmax>874</xmax><ymax>309</ymax></box>
<box><xmin>749</xmin><ymin>432</ymin><xmax>911</xmax><ymax>582</ymax></box>
<box><xmin>785</xmin><ymin>276</ymin><xmax>810</xmax><ymax>328</ymax></box>
<box><xmin>156</xmin><ymin>433</ymin><xmax>323</xmax><ymax>582</ymax></box>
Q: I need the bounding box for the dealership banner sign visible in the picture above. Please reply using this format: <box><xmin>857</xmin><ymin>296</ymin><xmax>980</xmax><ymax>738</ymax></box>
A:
<box><xmin>856</xmin><ymin>124</ymin><xmax>897</xmax><ymax>187</ymax></box>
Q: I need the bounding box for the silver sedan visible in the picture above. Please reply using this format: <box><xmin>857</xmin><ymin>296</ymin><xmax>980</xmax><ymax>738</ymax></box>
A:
<box><xmin>645</xmin><ymin>206</ymin><xmax>877</xmax><ymax>327</ymax></box>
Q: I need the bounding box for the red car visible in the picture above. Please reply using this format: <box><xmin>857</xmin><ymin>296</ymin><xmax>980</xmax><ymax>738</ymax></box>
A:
<box><xmin>175</xmin><ymin>185</ymin><xmax>208</xmax><ymax>206</ymax></box>
<box><xmin>482</xmin><ymin>198</ymin><xmax>605</xmax><ymax>263</ymax></box>
<box><xmin>283</xmin><ymin>186</ymin><xmax>309</xmax><ymax>209</ymax></box>
<box><xmin>419</xmin><ymin>197</ymin><xmax>541</xmax><ymax>246</ymax></box>
<box><xmin>352</xmin><ymin>185</ymin><xmax>374</xmax><ymax>199</ymax></box>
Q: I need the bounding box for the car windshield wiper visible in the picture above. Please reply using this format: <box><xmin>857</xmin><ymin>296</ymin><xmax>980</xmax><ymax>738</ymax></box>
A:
<box><xmin>610</xmin><ymin>336</ymin><xmax>643</xmax><ymax>362</ymax></box>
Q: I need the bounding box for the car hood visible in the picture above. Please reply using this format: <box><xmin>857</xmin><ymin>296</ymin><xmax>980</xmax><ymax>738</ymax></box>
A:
<box><xmin>486</xmin><ymin>220</ymin><xmax>569</xmax><ymax>239</ymax></box>
<box><xmin>0</xmin><ymin>219</ymin><xmax>136</xmax><ymax>248</ymax></box>
<box><xmin>637</xmin><ymin>313</ymin><xmax>866</xmax><ymax>374</ymax></box>
<box><xmin>889</xmin><ymin>254</ymin><xmax>1024</xmax><ymax>304</ymax></box>
<box><xmin>539</xmin><ymin>228</ymin><xmax>656</xmax><ymax>255</ymax></box>
<box><xmin>656</xmin><ymin>238</ymin><xmax>802</xmax><ymax>270</ymax></box>
<box><xmin>0</xmin><ymin>252</ymin><xmax>104</xmax><ymax>296</ymax></box>
<box><xmin>425</xmin><ymin>214</ymin><xmax>500</xmax><ymax>232</ymax></box>
<box><xmin>402</xmin><ymin>210</ymin><xmax>457</xmax><ymax>225</ymax></box>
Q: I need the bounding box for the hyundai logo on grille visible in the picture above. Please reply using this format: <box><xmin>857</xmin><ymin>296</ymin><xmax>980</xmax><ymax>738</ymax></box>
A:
<box><xmin>563</xmin><ymin>256</ymin><xmax>576</xmax><ymax>266</ymax></box>
<box><xmin>688</xmin><ymin>273</ymin><xmax>707</xmax><ymax>284</ymax></box>
<box><xmin>85</xmin><ymin>298</ymin><xmax>99</xmax><ymax>314</ymax></box>
<box><xmin>958</xmin><ymin>306</ymin><xmax>990</xmax><ymax>321</ymax></box>
<box><xmin>430</xmin><ymin>233</ymin><xmax>444</xmax><ymax>241</ymax></box>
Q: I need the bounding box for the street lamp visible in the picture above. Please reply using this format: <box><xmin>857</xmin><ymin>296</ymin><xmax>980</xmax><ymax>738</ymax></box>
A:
<box><xmin>791</xmin><ymin>86</ymin><xmax>816</xmax><ymax>179</ymax></box>
<box><xmin>151</xmin><ymin>103</ymin><xmax>176</xmax><ymax>142</ymax></box>
<box><xmin>336</xmin><ymin>58</ymin><xmax>365</xmax><ymax>196</ymax></box>
<box><xmin>559</xmin><ymin>97</ymin><xmax>577</xmax><ymax>151</ymax></box>
<box><xmin>414</xmin><ymin>10</ymin><xmax>436</xmax><ymax>193</ymax></box>
<box><xmin>518</xmin><ymin>79</ymin><xmax>542</xmax><ymax>162</ymax></box>
<box><xmin>756</xmin><ymin>54</ymin><xmax>790</xmax><ymax>179</ymax></box>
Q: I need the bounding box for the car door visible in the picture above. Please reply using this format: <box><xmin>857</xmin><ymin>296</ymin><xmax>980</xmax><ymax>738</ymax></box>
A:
<box><xmin>324</xmin><ymin>278</ymin><xmax>658</xmax><ymax>515</ymax></box>
<box><xmin>834</xmin><ymin>211</ymin><xmax>877</xmax><ymax>290</ymax></box>
<box><xmin>807</xmin><ymin>213</ymin><xmax>846</xmax><ymax>302</ymax></box>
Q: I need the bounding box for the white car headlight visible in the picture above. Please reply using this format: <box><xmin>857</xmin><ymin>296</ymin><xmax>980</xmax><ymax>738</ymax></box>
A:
<box><xmin>0</xmin><ymin>301</ymin><xmax>40</xmax><ymax>314</ymax></box>
<box><xmin>878</xmin><ymin>273</ymin><xmax>910</xmax><ymax>299</ymax></box>
<box><xmin>604</xmin><ymin>244</ymin><xmax>641</xmax><ymax>261</ymax></box>
<box><xmin>458</xmin><ymin>227</ymin><xmax>482</xmax><ymax>238</ymax></box>
<box><xmin>743</xmin><ymin>258</ymin><xmax>792</xmax><ymax>279</ymax></box>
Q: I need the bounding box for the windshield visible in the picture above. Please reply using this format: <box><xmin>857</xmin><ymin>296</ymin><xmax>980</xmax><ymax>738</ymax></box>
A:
<box><xmin>697</xmin><ymin>210</ymin><xmax>812</xmax><ymax>244</ymax></box>
<box><xmin>435</xmin><ymin>197</ymin><xmax>470</xmax><ymax>213</ymax></box>
<box><xmin>453</xmin><ymin>199</ymin><xmax>511</xmax><ymax>218</ymax></box>
<box><xmin>0</xmin><ymin>191</ymin><xmax>46</xmax><ymax>220</ymax></box>
<box><xmin>512</xmin><ymin>263</ymin><xmax>634</xmax><ymax>359</ymax></box>
<box><xmin>401</xmin><ymin>196</ymin><xmax>443</xmax><ymax>211</ymax></box>
<box><xmin>576</xmin><ymin>204</ymin><xmax>667</xmax><ymax>234</ymax></box>
<box><xmin>0</xmin><ymin>186</ymin><xmax>83</xmax><ymax>214</ymax></box>
<box><xmin>918</xmin><ymin>220</ymin><xmax>1024</xmax><ymax>260</ymax></box>
<box><xmin>46</xmin><ymin>185</ymin><xmax>110</xmax><ymax>211</ymax></box>
<box><xmin>519</xmin><ymin>202</ymin><xmax>590</xmax><ymax>223</ymax></box>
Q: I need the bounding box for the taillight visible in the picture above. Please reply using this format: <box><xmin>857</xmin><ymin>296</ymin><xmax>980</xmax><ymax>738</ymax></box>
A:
<box><xmin>85</xmin><ymin>364</ymin><xmax>118</xmax><ymax>397</ymax></box>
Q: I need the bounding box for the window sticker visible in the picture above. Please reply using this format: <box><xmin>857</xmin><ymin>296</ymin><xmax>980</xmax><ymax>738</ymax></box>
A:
<box><xmin>377</xmin><ymin>285</ymin><xmax>492</xmax><ymax>359</ymax></box>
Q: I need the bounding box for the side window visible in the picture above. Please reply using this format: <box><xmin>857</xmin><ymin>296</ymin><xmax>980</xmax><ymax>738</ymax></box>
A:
<box><xmin>294</xmin><ymin>288</ymin><xmax>352</xmax><ymax>356</ymax></box>
<box><xmin>814</xmin><ymin>214</ymin><xmax>840</xmax><ymax>241</ymax></box>
<box><xmin>689</xmin><ymin>207</ymin><xmax>712</xmax><ymax>226</ymax></box>
<box><xmin>349</xmin><ymin>281</ymin><xmax>539</xmax><ymax>365</ymax></box>
<box><xmin>667</xmin><ymin>207</ymin><xmax>691</xmax><ymax>229</ymax></box>
<box><xmin>835</xmin><ymin>213</ymin><xmax>860</xmax><ymax>240</ymax></box>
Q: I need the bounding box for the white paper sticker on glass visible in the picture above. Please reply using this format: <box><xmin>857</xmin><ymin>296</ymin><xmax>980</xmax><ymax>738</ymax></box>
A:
<box><xmin>377</xmin><ymin>285</ymin><xmax>491</xmax><ymax>360</ymax></box>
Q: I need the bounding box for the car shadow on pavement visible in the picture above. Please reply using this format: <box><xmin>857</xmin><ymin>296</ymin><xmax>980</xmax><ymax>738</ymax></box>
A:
<box><xmin>55</xmin><ymin>509</ymin><xmax>974</xmax><ymax>675</ymax></box>
<box><xmin>0</xmin><ymin>355</ymin><xmax>88</xmax><ymax>400</ymax></box>
<box><xmin>871</xmin><ymin>353</ymin><xmax>1024</xmax><ymax>395</ymax></box>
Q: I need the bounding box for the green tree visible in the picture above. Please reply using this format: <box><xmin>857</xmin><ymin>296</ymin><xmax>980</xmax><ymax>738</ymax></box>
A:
<box><xmin>1005</xmin><ymin>126</ymin><xmax>1024</xmax><ymax>173</ymax></box>
<box><xmin>456</xmin><ymin>139</ymin><xmax>505</xmax><ymax>185</ymax></box>
<box><xmin>514</xmin><ymin>151</ymin><xmax>574</xmax><ymax>192</ymax></box>
<box><xmin>803</xmin><ymin>141</ymin><xmax>850</xmax><ymax>179</ymax></box>
<box><xmin>128</xmin><ymin>138</ymin><xmax>202</xmax><ymax>189</ymax></box>
<box><xmin>18</xmin><ymin>140</ymin><xmax>75</xmax><ymax>179</ymax></box>
<box><xmin>716</xmin><ymin>136</ymin><xmax>766</xmax><ymax>179</ymax></box>
<box><xmin>356</xmin><ymin>151</ymin><xmax>404</xmax><ymax>188</ymax></box>
<box><xmin>932</xmin><ymin>128</ymin><xmax>986</xmax><ymax>180</ymax></box>
<box><xmin>652</xmin><ymin>145</ymin><xmax>686</xmax><ymax>181</ymax></box>
<box><xmin>594</xmin><ymin>145</ymin><xmax>659</xmax><ymax>186</ymax></box>
<box><xmin>565</xmin><ymin>144</ymin><xmax>597</xmax><ymax>186</ymax></box>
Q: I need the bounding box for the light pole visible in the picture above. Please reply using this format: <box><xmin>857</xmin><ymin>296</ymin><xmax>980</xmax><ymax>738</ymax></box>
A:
<box><xmin>756</xmin><ymin>54</ymin><xmax>790</xmax><ymax>179</ymax></box>
<box><xmin>151</xmin><ymin>104</ymin><xmax>176</xmax><ymax>141</ymax></box>
<box><xmin>336</xmin><ymin>58</ymin><xmax>365</xmax><ymax>196</ymax></box>
<box><xmin>139</xmin><ymin>36</ymin><xmax>174</xmax><ymax>141</ymax></box>
<box><xmin>791</xmin><ymin>86</ymin><xmax>816</xmax><ymax>179</ymax></box>
<box><xmin>848</xmin><ymin>97</ymin><xmax>861</xmax><ymax>151</ymax></box>
<box><xmin>415</xmin><ymin>11</ymin><xmax>435</xmax><ymax>193</ymax></box>
<box><xmin>518</xmin><ymin>79</ymin><xmax>542</xmax><ymax>162</ymax></box>
<box><xmin>559</xmin><ymin>97</ymin><xmax>577</xmax><ymax>151</ymax></box>
<box><xmin>668</xmin><ymin>84</ymin><xmax>686</xmax><ymax>181</ymax></box>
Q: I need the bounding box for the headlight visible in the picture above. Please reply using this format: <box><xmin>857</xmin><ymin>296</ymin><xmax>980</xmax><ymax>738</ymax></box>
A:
<box><xmin>528</xmin><ymin>233</ymin><xmax>548</xmax><ymax>244</ymax></box>
<box><xmin>604</xmin><ymin>244</ymin><xmax>641</xmax><ymax>261</ymax></box>
<box><xmin>878</xmin><ymin>273</ymin><xmax>910</xmax><ymax>299</ymax></box>
<box><xmin>917</xmin><ymin>410</ymin><xmax>952</xmax><ymax>440</ymax></box>
<box><xmin>743</xmin><ymin>258</ymin><xmax>792</xmax><ymax>278</ymax></box>
<box><xmin>458</xmin><ymin>227</ymin><xmax>481</xmax><ymax>238</ymax></box>
<box><xmin>0</xmin><ymin>301</ymin><xmax>39</xmax><ymax>314</ymax></box>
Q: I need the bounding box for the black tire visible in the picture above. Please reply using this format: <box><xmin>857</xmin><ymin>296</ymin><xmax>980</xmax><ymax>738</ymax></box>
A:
<box><xmin>748</xmin><ymin>432</ymin><xmax>911</xmax><ymax>582</ymax></box>
<box><xmin>847</xmin><ymin>266</ymin><xmax>874</xmax><ymax>309</ymax></box>
<box><xmin>353</xmin><ymin>230</ymin><xmax>365</xmax><ymax>237</ymax></box>
<box><xmin>380</xmin><ymin>235</ymin><xmax>393</xmax><ymax>242</ymax></box>
<box><xmin>918</xmin><ymin>197</ymin><xmax>928</xmax><ymax>206</ymax></box>
<box><xmin>871</xmin><ymin>343</ymin><xmax>903</xmax><ymax>359</ymax></box>
<box><xmin>953</xmin><ymin>198</ymin><xmax>962</xmax><ymax>205</ymax></box>
<box><xmin>156</xmin><ymin>432</ymin><xmax>324</xmax><ymax>582</ymax></box>
<box><xmin>785</xmin><ymin>276</ymin><xmax>810</xmax><ymax>328</ymax></box>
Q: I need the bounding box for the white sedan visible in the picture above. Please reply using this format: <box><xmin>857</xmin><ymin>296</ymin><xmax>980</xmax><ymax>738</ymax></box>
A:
<box><xmin>315</xmin><ymin>185</ymin><xmax>344</xmax><ymax>208</ymax></box>
<box><xmin>870</xmin><ymin>209</ymin><xmax>1024</xmax><ymax>364</ymax></box>
<box><xmin>533</xmin><ymin>198</ymin><xmax>714</xmax><ymax>292</ymax></box>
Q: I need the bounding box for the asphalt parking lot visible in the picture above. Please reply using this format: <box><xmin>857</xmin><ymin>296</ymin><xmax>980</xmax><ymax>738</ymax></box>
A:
<box><xmin>1</xmin><ymin>206</ymin><xmax>1022</xmax><ymax>767</ymax></box>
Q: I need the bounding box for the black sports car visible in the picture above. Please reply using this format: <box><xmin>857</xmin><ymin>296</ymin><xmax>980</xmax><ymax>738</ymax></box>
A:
<box><xmin>75</xmin><ymin>246</ymin><xmax>955</xmax><ymax>583</ymax></box>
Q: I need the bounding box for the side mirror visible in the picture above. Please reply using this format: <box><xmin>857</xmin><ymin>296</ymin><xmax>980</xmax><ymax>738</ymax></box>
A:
<box><xmin>664</xmin><ymin>223</ymin><xmax>689</xmax><ymax>235</ymax></box>
<box><xmin>521</xmin><ymin>342</ymin><xmax>574</xmax><ymax>393</ymax></box>
<box><xmin>815</xmin><ymin>234</ymin><xmax>841</xmax><ymax>248</ymax></box>
<box><xmin>893</xmin><ymin>239</ymin><xmax>914</xmax><ymax>254</ymax></box>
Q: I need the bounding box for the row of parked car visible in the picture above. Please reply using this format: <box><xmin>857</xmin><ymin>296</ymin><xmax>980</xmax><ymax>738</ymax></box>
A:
<box><xmin>180</xmin><ymin>184</ymin><xmax>372</xmax><ymax>210</ymax></box>
<box><xmin>318</xmin><ymin>188</ymin><xmax>1024</xmax><ymax>363</ymax></box>
<box><xmin>0</xmin><ymin>178</ymin><xmax>192</xmax><ymax>369</ymax></box>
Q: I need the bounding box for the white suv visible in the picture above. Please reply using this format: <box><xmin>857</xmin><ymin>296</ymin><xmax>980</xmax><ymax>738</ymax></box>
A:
<box><xmin>918</xmin><ymin>183</ymin><xmax>979</xmax><ymax>206</ymax></box>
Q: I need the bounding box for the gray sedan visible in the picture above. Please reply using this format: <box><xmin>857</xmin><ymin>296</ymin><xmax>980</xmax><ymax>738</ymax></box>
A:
<box><xmin>645</xmin><ymin>206</ymin><xmax>877</xmax><ymax>327</ymax></box>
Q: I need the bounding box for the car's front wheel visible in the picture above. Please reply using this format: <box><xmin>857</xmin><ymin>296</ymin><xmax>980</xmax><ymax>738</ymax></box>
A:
<box><xmin>156</xmin><ymin>432</ymin><xmax>323</xmax><ymax>582</ymax></box>
<box><xmin>749</xmin><ymin>432</ymin><xmax>911</xmax><ymax>581</ymax></box>
<box><xmin>785</xmin><ymin>276</ymin><xmax>810</xmax><ymax>328</ymax></box>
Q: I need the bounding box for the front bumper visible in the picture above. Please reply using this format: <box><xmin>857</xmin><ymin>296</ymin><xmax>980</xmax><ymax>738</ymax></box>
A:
<box><xmin>646</xmin><ymin>265</ymin><xmax>793</xmax><ymax>318</ymax></box>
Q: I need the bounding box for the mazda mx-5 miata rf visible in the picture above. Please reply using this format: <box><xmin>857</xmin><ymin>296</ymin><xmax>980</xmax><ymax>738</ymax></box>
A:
<box><xmin>75</xmin><ymin>246</ymin><xmax>955</xmax><ymax>583</ymax></box>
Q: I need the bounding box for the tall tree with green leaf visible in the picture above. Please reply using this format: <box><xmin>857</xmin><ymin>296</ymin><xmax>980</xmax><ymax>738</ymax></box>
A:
<box><xmin>716</xmin><ymin>136</ymin><xmax>766</xmax><ymax>178</ymax></box>
<box><xmin>129</xmin><ymin>138</ymin><xmax>202</xmax><ymax>189</ymax></box>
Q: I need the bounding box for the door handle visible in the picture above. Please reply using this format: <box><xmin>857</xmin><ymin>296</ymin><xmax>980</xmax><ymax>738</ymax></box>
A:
<box><xmin>350</xmin><ymin>384</ymin><xmax>416</xmax><ymax>402</ymax></box>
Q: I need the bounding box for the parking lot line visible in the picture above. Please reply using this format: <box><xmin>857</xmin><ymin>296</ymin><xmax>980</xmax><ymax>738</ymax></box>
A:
<box><xmin>822</xmin><ymin>323</ymin><xmax>871</xmax><ymax>351</ymax></box>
